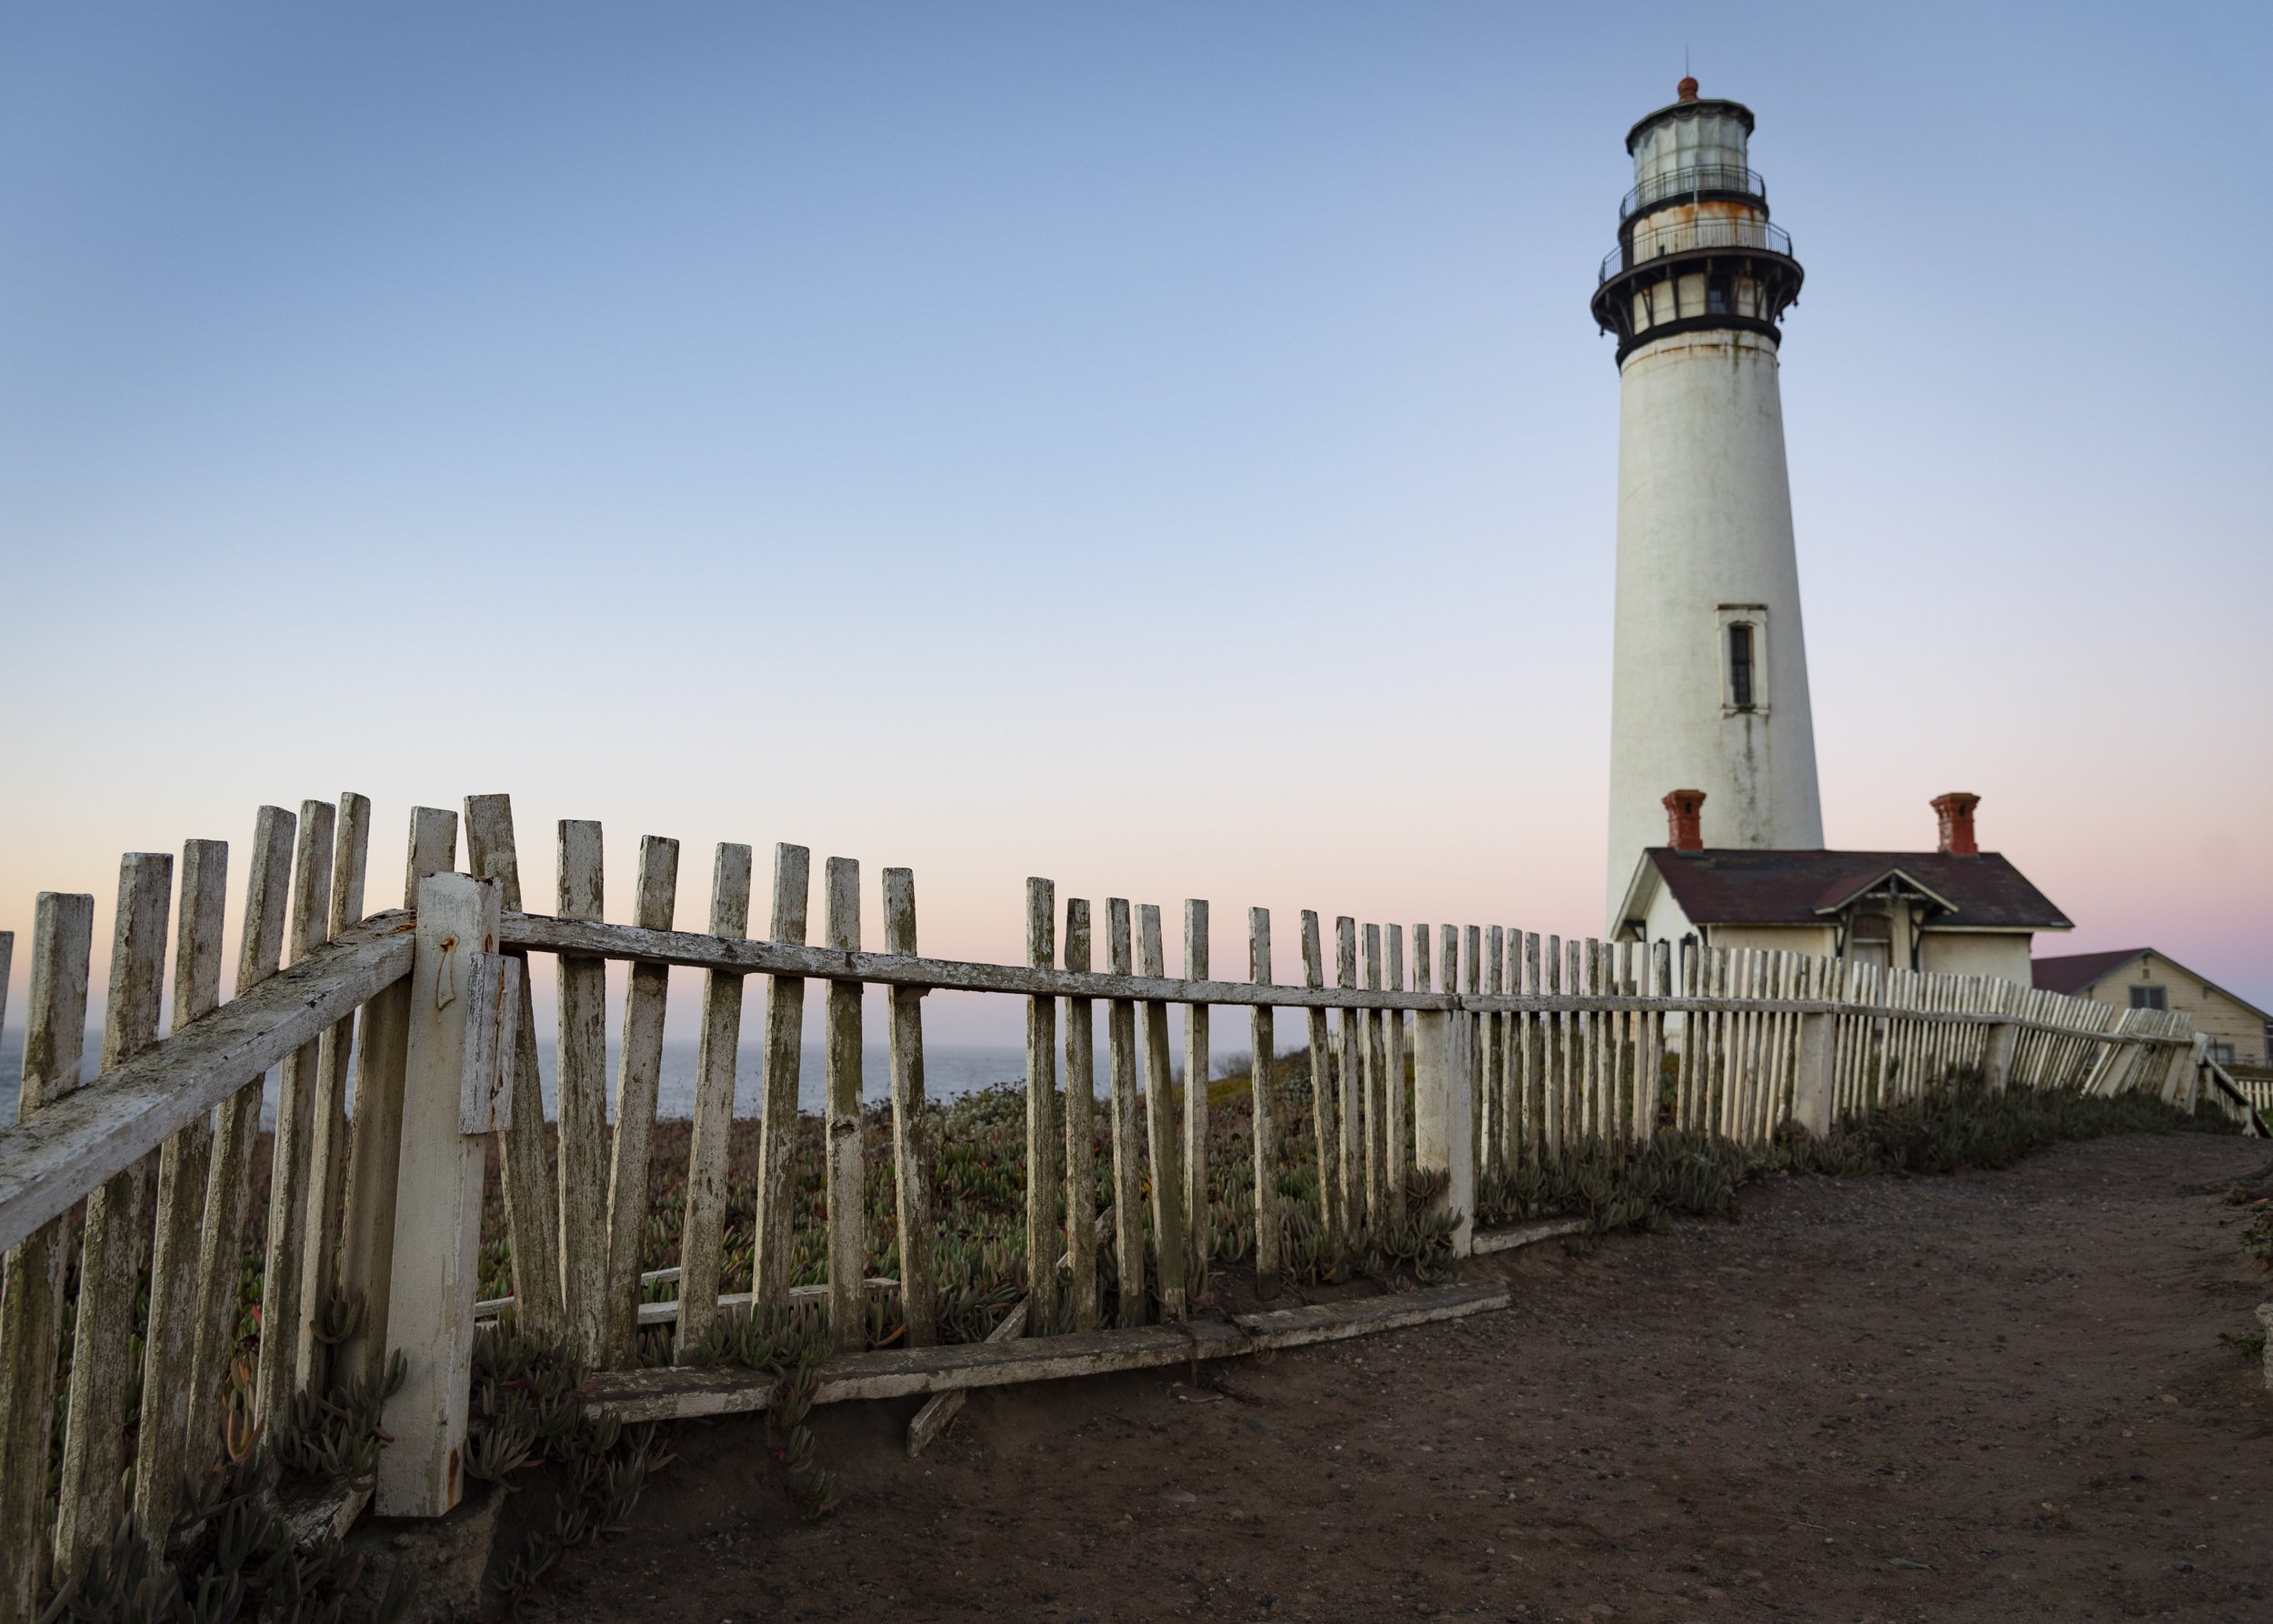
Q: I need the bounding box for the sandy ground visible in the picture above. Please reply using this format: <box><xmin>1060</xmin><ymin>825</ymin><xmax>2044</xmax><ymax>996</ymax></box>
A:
<box><xmin>514</xmin><ymin>1133</ymin><xmax>2273</xmax><ymax>1622</ymax></box>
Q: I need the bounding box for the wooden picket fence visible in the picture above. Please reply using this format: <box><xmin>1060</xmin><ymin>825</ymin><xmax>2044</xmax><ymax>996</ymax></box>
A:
<box><xmin>0</xmin><ymin>793</ymin><xmax>2207</xmax><ymax>1614</ymax></box>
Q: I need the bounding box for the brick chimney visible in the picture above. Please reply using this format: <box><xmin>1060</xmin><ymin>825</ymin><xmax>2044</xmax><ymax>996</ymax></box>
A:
<box><xmin>1663</xmin><ymin>789</ymin><xmax>1706</xmax><ymax>852</ymax></box>
<box><xmin>1931</xmin><ymin>792</ymin><xmax>1980</xmax><ymax>856</ymax></box>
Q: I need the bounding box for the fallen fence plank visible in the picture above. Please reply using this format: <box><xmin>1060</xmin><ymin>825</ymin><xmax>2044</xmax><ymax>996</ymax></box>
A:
<box><xmin>905</xmin><ymin>1299</ymin><xmax>1026</xmax><ymax>1458</ymax></box>
<box><xmin>586</xmin><ymin>1279</ymin><xmax>1511</xmax><ymax>1425</ymax></box>
<box><xmin>1470</xmin><ymin>1217</ymin><xmax>1591</xmax><ymax>1255</ymax></box>
<box><xmin>1227</xmin><ymin>1281</ymin><xmax>1508</xmax><ymax>1348</ymax></box>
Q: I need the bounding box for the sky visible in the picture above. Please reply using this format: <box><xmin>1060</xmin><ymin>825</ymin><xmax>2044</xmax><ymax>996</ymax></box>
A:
<box><xmin>2</xmin><ymin>1</ymin><xmax>2268</xmax><ymax>1053</ymax></box>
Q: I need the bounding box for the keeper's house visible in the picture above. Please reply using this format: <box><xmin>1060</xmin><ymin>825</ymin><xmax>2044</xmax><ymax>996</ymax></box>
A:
<box><xmin>1613</xmin><ymin>790</ymin><xmax>2071</xmax><ymax>986</ymax></box>
<box><xmin>2033</xmin><ymin>947</ymin><xmax>2272</xmax><ymax>1071</ymax></box>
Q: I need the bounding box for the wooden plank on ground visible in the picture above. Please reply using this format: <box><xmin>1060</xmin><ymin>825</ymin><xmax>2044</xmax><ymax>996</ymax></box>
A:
<box><xmin>905</xmin><ymin>1300</ymin><xmax>1026</xmax><ymax>1458</ymax></box>
<box><xmin>1471</xmin><ymin>1216</ymin><xmax>1591</xmax><ymax>1255</ymax></box>
<box><xmin>587</xmin><ymin>1278</ymin><xmax>1511</xmax><ymax>1424</ymax></box>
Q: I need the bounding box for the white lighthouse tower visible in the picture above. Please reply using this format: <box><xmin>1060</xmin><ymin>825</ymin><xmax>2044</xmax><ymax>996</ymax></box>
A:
<box><xmin>1596</xmin><ymin>78</ymin><xmax>1824</xmax><ymax>928</ymax></box>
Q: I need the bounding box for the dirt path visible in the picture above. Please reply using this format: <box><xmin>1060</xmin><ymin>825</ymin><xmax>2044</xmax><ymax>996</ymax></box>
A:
<box><xmin>517</xmin><ymin>1133</ymin><xmax>2273</xmax><ymax>1622</ymax></box>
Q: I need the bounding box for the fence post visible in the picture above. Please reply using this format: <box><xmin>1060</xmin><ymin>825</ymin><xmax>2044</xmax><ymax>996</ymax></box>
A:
<box><xmin>1791</xmin><ymin>1008</ymin><xmax>1835</xmax><ymax>1138</ymax></box>
<box><xmin>376</xmin><ymin>873</ymin><xmax>505</xmax><ymax>1518</ymax></box>
<box><xmin>1413</xmin><ymin>1001</ymin><xmax>1475</xmax><ymax>1257</ymax></box>
<box><xmin>1982</xmin><ymin>1021</ymin><xmax>2018</xmax><ymax>1095</ymax></box>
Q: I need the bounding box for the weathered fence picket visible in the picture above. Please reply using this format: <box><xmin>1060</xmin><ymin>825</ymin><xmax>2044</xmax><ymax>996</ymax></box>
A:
<box><xmin>674</xmin><ymin>842</ymin><xmax>752</xmax><ymax>1362</ymax></box>
<box><xmin>603</xmin><ymin>836</ymin><xmax>679</xmax><ymax>1366</ymax></box>
<box><xmin>1137</xmin><ymin>905</ymin><xmax>1187</xmax><ymax>1321</ymax></box>
<box><xmin>1</xmin><ymin>891</ymin><xmax>95</xmax><ymax>1623</ymax></box>
<box><xmin>1105</xmin><ymin>898</ymin><xmax>1144</xmax><ymax>1325</ymax></box>
<box><xmin>823</xmin><ymin>857</ymin><xmax>866</xmax><ymax>1353</ymax></box>
<box><xmin>1249</xmin><ymin>907</ymin><xmax>1280</xmax><ymax>1297</ymax></box>
<box><xmin>884</xmin><ymin>868</ymin><xmax>938</xmax><ymax>1348</ymax></box>
<box><xmin>1063</xmin><ymin>897</ymin><xmax>1099</xmax><ymax>1331</ymax></box>
<box><xmin>299</xmin><ymin>793</ymin><xmax>371</xmax><ymax>1397</ymax></box>
<box><xmin>132</xmin><ymin>838</ymin><xmax>229</xmax><ymax>1546</ymax></box>
<box><xmin>1182</xmin><ymin>901</ymin><xmax>1211</xmax><ymax>1290</ymax></box>
<box><xmin>752</xmin><ymin>845</ymin><xmax>811</xmax><ymax>1315</ymax></box>
<box><xmin>1025</xmin><ymin>878</ymin><xmax>1058</xmax><ymax>1333</ymax></box>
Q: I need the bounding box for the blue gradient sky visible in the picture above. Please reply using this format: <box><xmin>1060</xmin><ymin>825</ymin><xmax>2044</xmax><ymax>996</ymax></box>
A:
<box><xmin>3</xmin><ymin>2</ymin><xmax>2267</xmax><ymax>1042</ymax></box>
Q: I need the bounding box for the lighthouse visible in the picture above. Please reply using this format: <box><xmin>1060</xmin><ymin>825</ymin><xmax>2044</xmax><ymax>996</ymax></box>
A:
<box><xmin>1595</xmin><ymin>79</ymin><xmax>1824</xmax><ymax>928</ymax></box>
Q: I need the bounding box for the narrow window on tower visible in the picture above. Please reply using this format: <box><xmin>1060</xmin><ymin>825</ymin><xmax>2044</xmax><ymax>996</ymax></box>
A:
<box><xmin>1707</xmin><ymin>278</ymin><xmax>1731</xmax><ymax>315</ymax></box>
<box><xmin>1728</xmin><ymin>623</ymin><xmax>1756</xmax><ymax>709</ymax></box>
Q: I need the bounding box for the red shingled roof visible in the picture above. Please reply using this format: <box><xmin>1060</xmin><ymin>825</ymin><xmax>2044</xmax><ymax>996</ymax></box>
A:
<box><xmin>1641</xmin><ymin>848</ymin><xmax>2071</xmax><ymax>929</ymax></box>
<box><xmin>2031</xmin><ymin>947</ymin><xmax>2147</xmax><ymax>995</ymax></box>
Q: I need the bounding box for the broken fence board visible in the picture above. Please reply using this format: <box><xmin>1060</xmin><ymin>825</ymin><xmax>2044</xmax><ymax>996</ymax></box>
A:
<box><xmin>586</xmin><ymin>1280</ymin><xmax>1510</xmax><ymax>1425</ymax></box>
<box><xmin>905</xmin><ymin>1299</ymin><xmax>1027</xmax><ymax>1458</ymax></box>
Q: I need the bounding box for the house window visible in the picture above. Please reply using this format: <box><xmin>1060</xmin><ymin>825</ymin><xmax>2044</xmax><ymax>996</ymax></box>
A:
<box><xmin>2209</xmin><ymin>1041</ymin><xmax>2238</xmax><ymax>1066</ymax></box>
<box><xmin>2129</xmin><ymin>985</ymin><xmax>2168</xmax><ymax>1011</ymax></box>
<box><xmin>1728</xmin><ymin>624</ymin><xmax>1756</xmax><ymax>709</ymax></box>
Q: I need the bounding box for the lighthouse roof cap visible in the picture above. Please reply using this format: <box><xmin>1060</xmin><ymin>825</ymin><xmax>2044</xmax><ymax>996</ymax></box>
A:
<box><xmin>1626</xmin><ymin>93</ymin><xmax>1756</xmax><ymax>155</ymax></box>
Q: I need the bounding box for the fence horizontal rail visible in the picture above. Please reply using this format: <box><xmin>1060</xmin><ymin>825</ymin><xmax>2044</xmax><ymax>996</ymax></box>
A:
<box><xmin>501</xmin><ymin>912</ymin><xmax>1457</xmax><ymax>1010</ymax></box>
<box><xmin>0</xmin><ymin>912</ymin><xmax>413</xmax><ymax>1253</ymax></box>
<box><xmin>499</xmin><ymin>913</ymin><xmax>2191</xmax><ymax>1049</ymax></box>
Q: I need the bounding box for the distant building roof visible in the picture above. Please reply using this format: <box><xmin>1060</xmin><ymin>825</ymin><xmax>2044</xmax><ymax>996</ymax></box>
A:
<box><xmin>2031</xmin><ymin>947</ymin><xmax>2148</xmax><ymax>996</ymax></box>
<box><xmin>2033</xmin><ymin>947</ymin><xmax>2270</xmax><ymax>1021</ymax></box>
<box><xmin>1636</xmin><ymin>847</ymin><xmax>2072</xmax><ymax>930</ymax></box>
